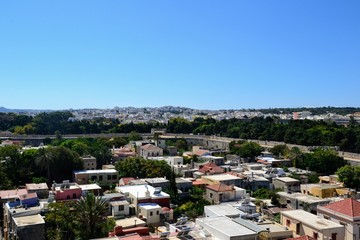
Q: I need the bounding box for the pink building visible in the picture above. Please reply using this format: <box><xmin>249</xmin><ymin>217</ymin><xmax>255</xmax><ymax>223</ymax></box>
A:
<box><xmin>52</xmin><ymin>181</ymin><xmax>82</xmax><ymax>201</ymax></box>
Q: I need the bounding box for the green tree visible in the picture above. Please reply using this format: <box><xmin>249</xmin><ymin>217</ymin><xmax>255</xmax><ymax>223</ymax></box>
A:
<box><xmin>35</xmin><ymin>147</ymin><xmax>54</xmax><ymax>184</ymax></box>
<box><xmin>45</xmin><ymin>202</ymin><xmax>76</xmax><ymax>240</ymax></box>
<box><xmin>115</xmin><ymin>157</ymin><xmax>172</xmax><ymax>179</ymax></box>
<box><xmin>36</xmin><ymin>146</ymin><xmax>83</xmax><ymax>183</ymax></box>
<box><xmin>337</xmin><ymin>165</ymin><xmax>360</xmax><ymax>190</ymax></box>
<box><xmin>298</xmin><ymin>149</ymin><xmax>345</xmax><ymax>175</ymax></box>
<box><xmin>238</xmin><ymin>142</ymin><xmax>263</xmax><ymax>161</ymax></box>
<box><xmin>74</xmin><ymin>193</ymin><xmax>114</xmax><ymax>239</ymax></box>
<box><xmin>127</xmin><ymin>131</ymin><xmax>142</xmax><ymax>141</ymax></box>
<box><xmin>270</xmin><ymin>144</ymin><xmax>289</xmax><ymax>158</ymax></box>
<box><xmin>0</xmin><ymin>145</ymin><xmax>22</xmax><ymax>186</ymax></box>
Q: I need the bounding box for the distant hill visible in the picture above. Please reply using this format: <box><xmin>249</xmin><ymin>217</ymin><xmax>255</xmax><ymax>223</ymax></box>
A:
<box><xmin>0</xmin><ymin>107</ymin><xmax>52</xmax><ymax>113</ymax></box>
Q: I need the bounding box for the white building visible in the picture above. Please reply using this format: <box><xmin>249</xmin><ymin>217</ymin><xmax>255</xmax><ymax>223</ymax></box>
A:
<box><xmin>73</xmin><ymin>169</ymin><xmax>119</xmax><ymax>186</ymax></box>
<box><xmin>317</xmin><ymin>198</ymin><xmax>360</xmax><ymax>240</ymax></box>
<box><xmin>110</xmin><ymin>200</ymin><xmax>130</xmax><ymax>218</ymax></box>
<box><xmin>139</xmin><ymin>144</ymin><xmax>163</xmax><ymax>158</ymax></box>
<box><xmin>196</xmin><ymin>216</ymin><xmax>258</xmax><ymax>240</ymax></box>
<box><xmin>138</xmin><ymin>203</ymin><xmax>162</xmax><ymax>225</ymax></box>
<box><xmin>281</xmin><ymin>209</ymin><xmax>345</xmax><ymax>240</ymax></box>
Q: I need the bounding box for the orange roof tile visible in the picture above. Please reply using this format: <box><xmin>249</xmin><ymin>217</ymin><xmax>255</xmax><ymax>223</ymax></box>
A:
<box><xmin>192</xmin><ymin>179</ymin><xmax>206</xmax><ymax>185</ymax></box>
<box><xmin>206</xmin><ymin>183</ymin><xmax>234</xmax><ymax>192</ymax></box>
<box><xmin>120</xmin><ymin>177</ymin><xmax>135</xmax><ymax>185</ymax></box>
<box><xmin>140</xmin><ymin>144</ymin><xmax>162</xmax><ymax>151</ymax></box>
<box><xmin>322</xmin><ymin>198</ymin><xmax>360</xmax><ymax>217</ymax></box>
<box><xmin>286</xmin><ymin>236</ymin><xmax>315</xmax><ymax>240</ymax></box>
<box><xmin>0</xmin><ymin>189</ymin><xmax>28</xmax><ymax>199</ymax></box>
<box><xmin>198</xmin><ymin>162</ymin><xmax>224</xmax><ymax>174</ymax></box>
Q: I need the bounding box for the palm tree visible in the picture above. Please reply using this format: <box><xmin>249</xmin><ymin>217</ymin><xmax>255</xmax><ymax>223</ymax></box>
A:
<box><xmin>35</xmin><ymin>147</ymin><xmax>54</xmax><ymax>184</ymax></box>
<box><xmin>74</xmin><ymin>193</ymin><xmax>111</xmax><ymax>239</ymax></box>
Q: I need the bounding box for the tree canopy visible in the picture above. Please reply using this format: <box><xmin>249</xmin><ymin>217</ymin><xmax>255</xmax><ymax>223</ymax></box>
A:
<box><xmin>115</xmin><ymin>157</ymin><xmax>172</xmax><ymax>179</ymax></box>
<box><xmin>337</xmin><ymin>165</ymin><xmax>360</xmax><ymax>190</ymax></box>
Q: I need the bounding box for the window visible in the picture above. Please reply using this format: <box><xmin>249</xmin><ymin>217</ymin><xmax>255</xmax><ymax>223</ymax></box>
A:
<box><xmin>286</xmin><ymin>219</ymin><xmax>291</xmax><ymax>227</ymax></box>
<box><xmin>156</xmin><ymin>210</ymin><xmax>159</xmax><ymax>215</ymax></box>
<box><xmin>118</xmin><ymin>205</ymin><xmax>124</xmax><ymax>211</ymax></box>
<box><xmin>73</xmin><ymin>193</ymin><xmax>77</xmax><ymax>199</ymax></box>
<box><xmin>112</xmin><ymin>175</ymin><xmax>117</xmax><ymax>180</ymax></box>
<box><xmin>209</xmin><ymin>193</ymin><xmax>213</xmax><ymax>198</ymax></box>
<box><xmin>107</xmin><ymin>175</ymin><xmax>111</xmax><ymax>180</ymax></box>
<box><xmin>331</xmin><ymin>233</ymin><xmax>337</xmax><ymax>240</ymax></box>
<box><xmin>150</xmin><ymin>211</ymin><xmax>153</xmax><ymax>216</ymax></box>
<box><xmin>296</xmin><ymin>223</ymin><xmax>300</xmax><ymax>234</ymax></box>
<box><xmin>99</xmin><ymin>176</ymin><xmax>103</xmax><ymax>181</ymax></box>
<box><xmin>313</xmin><ymin>232</ymin><xmax>318</xmax><ymax>239</ymax></box>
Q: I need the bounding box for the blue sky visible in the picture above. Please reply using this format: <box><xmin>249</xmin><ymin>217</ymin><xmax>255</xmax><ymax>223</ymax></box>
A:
<box><xmin>0</xmin><ymin>1</ymin><xmax>359</xmax><ymax>110</ymax></box>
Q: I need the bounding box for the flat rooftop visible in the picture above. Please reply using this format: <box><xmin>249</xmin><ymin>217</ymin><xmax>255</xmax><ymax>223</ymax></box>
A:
<box><xmin>74</xmin><ymin>169</ymin><xmax>117</xmax><ymax>174</ymax></box>
<box><xmin>202</xmin><ymin>174</ymin><xmax>241</xmax><ymax>181</ymax></box>
<box><xmin>138</xmin><ymin>203</ymin><xmax>161</xmax><ymax>210</ymax></box>
<box><xmin>78</xmin><ymin>183</ymin><xmax>102</xmax><ymax>191</ymax></box>
<box><xmin>13</xmin><ymin>214</ymin><xmax>45</xmax><ymax>227</ymax></box>
<box><xmin>205</xmin><ymin>205</ymin><xmax>244</xmax><ymax>217</ymax></box>
<box><xmin>278</xmin><ymin>192</ymin><xmax>330</xmax><ymax>204</ymax></box>
<box><xmin>115</xmin><ymin>217</ymin><xmax>146</xmax><ymax>229</ymax></box>
<box><xmin>109</xmin><ymin>200</ymin><xmax>129</xmax><ymax>206</ymax></box>
<box><xmin>143</xmin><ymin>178</ymin><xmax>169</xmax><ymax>184</ymax></box>
<box><xmin>196</xmin><ymin>216</ymin><xmax>257</xmax><ymax>237</ymax></box>
<box><xmin>25</xmin><ymin>183</ymin><xmax>48</xmax><ymax>190</ymax></box>
<box><xmin>281</xmin><ymin>210</ymin><xmax>343</xmax><ymax>230</ymax></box>
<box><xmin>116</xmin><ymin>185</ymin><xmax>170</xmax><ymax>199</ymax></box>
<box><xmin>275</xmin><ymin>177</ymin><xmax>299</xmax><ymax>183</ymax></box>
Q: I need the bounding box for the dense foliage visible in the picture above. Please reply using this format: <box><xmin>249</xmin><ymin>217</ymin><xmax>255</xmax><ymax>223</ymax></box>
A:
<box><xmin>1</xmin><ymin>111</ymin><xmax>360</xmax><ymax>153</ymax></box>
<box><xmin>0</xmin><ymin>145</ymin><xmax>83</xmax><ymax>189</ymax></box>
<box><xmin>174</xmin><ymin>187</ymin><xmax>211</xmax><ymax>219</ymax></box>
<box><xmin>45</xmin><ymin>194</ymin><xmax>114</xmax><ymax>240</ymax></box>
<box><xmin>115</xmin><ymin>157</ymin><xmax>172</xmax><ymax>179</ymax></box>
<box><xmin>167</xmin><ymin>117</ymin><xmax>360</xmax><ymax>153</ymax></box>
<box><xmin>0</xmin><ymin>111</ymin><xmax>162</xmax><ymax>135</ymax></box>
<box><xmin>229</xmin><ymin>141</ymin><xmax>263</xmax><ymax>160</ymax></box>
<box><xmin>294</xmin><ymin>149</ymin><xmax>345</xmax><ymax>175</ymax></box>
<box><xmin>337</xmin><ymin>165</ymin><xmax>360</xmax><ymax>190</ymax></box>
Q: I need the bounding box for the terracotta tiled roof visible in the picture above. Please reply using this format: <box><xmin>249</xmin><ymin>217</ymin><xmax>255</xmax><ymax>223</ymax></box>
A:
<box><xmin>286</xmin><ymin>236</ymin><xmax>315</xmax><ymax>240</ymax></box>
<box><xmin>120</xmin><ymin>177</ymin><xmax>135</xmax><ymax>185</ymax></box>
<box><xmin>0</xmin><ymin>189</ymin><xmax>28</xmax><ymax>199</ymax></box>
<box><xmin>206</xmin><ymin>183</ymin><xmax>234</xmax><ymax>192</ymax></box>
<box><xmin>19</xmin><ymin>192</ymin><xmax>38</xmax><ymax>200</ymax></box>
<box><xmin>198</xmin><ymin>162</ymin><xmax>224</xmax><ymax>174</ymax></box>
<box><xmin>192</xmin><ymin>179</ymin><xmax>206</xmax><ymax>185</ymax></box>
<box><xmin>193</xmin><ymin>149</ymin><xmax>210</xmax><ymax>156</ymax></box>
<box><xmin>322</xmin><ymin>198</ymin><xmax>360</xmax><ymax>217</ymax></box>
<box><xmin>140</xmin><ymin>144</ymin><xmax>161</xmax><ymax>151</ymax></box>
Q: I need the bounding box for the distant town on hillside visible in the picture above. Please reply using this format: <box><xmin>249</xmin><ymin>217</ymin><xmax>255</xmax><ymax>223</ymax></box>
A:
<box><xmin>1</xmin><ymin>106</ymin><xmax>360</xmax><ymax>125</ymax></box>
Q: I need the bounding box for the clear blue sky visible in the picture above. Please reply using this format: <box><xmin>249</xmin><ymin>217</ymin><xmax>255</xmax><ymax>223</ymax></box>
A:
<box><xmin>0</xmin><ymin>1</ymin><xmax>359</xmax><ymax>110</ymax></box>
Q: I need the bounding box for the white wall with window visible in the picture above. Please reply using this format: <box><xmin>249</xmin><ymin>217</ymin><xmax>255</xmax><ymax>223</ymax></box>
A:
<box><xmin>110</xmin><ymin>200</ymin><xmax>130</xmax><ymax>217</ymax></box>
<box><xmin>138</xmin><ymin>203</ymin><xmax>162</xmax><ymax>225</ymax></box>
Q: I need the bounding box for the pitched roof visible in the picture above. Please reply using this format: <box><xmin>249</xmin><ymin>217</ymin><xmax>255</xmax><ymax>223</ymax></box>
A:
<box><xmin>286</xmin><ymin>236</ymin><xmax>316</xmax><ymax>240</ymax></box>
<box><xmin>0</xmin><ymin>189</ymin><xmax>28</xmax><ymax>199</ymax></box>
<box><xmin>198</xmin><ymin>162</ymin><xmax>224</xmax><ymax>174</ymax></box>
<box><xmin>140</xmin><ymin>144</ymin><xmax>161</xmax><ymax>151</ymax></box>
<box><xmin>193</xmin><ymin>149</ymin><xmax>210</xmax><ymax>156</ymax></box>
<box><xmin>120</xmin><ymin>177</ymin><xmax>135</xmax><ymax>185</ymax></box>
<box><xmin>322</xmin><ymin>198</ymin><xmax>360</xmax><ymax>217</ymax></box>
<box><xmin>206</xmin><ymin>183</ymin><xmax>234</xmax><ymax>192</ymax></box>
